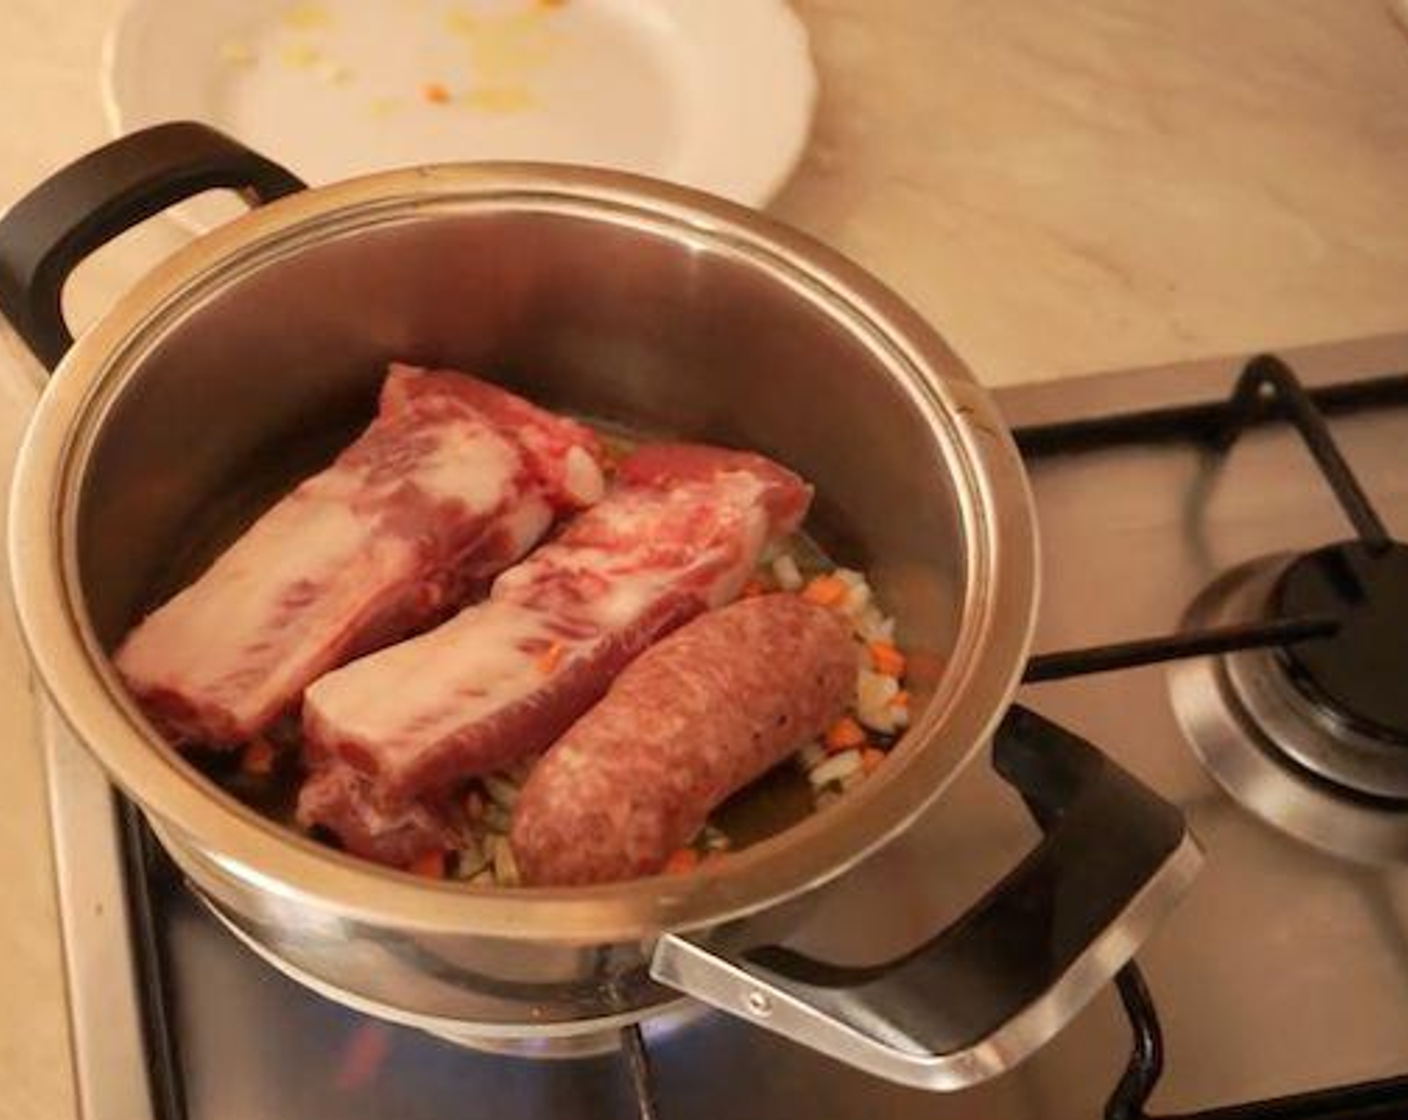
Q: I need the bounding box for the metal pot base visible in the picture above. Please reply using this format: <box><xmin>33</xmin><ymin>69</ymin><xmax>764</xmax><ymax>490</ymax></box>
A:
<box><xmin>194</xmin><ymin>882</ymin><xmax>707</xmax><ymax>1057</ymax></box>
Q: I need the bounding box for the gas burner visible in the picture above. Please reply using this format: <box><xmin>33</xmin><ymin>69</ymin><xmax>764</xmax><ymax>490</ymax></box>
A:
<box><xmin>1170</xmin><ymin>546</ymin><xmax>1408</xmax><ymax>863</ymax></box>
<box><xmin>1272</xmin><ymin>540</ymin><xmax>1408</xmax><ymax>753</ymax></box>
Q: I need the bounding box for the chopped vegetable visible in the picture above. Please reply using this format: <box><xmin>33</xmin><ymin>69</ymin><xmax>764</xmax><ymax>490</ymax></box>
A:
<box><xmin>868</xmin><ymin>640</ymin><xmax>906</xmax><ymax>678</ymax></box>
<box><xmin>483</xmin><ymin>773</ymin><xmax>520</xmax><ymax>810</ymax></box>
<box><xmin>451</xmin><ymin>838</ymin><xmax>489</xmax><ymax>880</ymax></box>
<box><xmin>698</xmin><ymin>825</ymin><xmax>732</xmax><ymax>852</ymax></box>
<box><xmin>663</xmin><ymin>848</ymin><xmax>700</xmax><ymax>875</ymax></box>
<box><xmin>422</xmin><ymin>82</ymin><xmax>452</xmax><ymax>104</ymax></box>
<box><xmin>889</xmin><ymin>689</ymin><xmax>910</xmax><ymax>709</ymax></box>
<box><xmin>240</xmin><ymin>737</ymin><xmax>276</xmax><ymax>775</ymax></box>
<box><xmin>861</xmin><ymin>747</ymin><xmax>887</xmax><ymax>775</ymax></box>
<box><xmin>801</xmin><ymin>574</ymin><xmax>847</xmax><ymax>607</ymax></box>
<box><xmin>809</xmin><ymin>749</ymin><xmax>862</xmax><ymax>788</ymax></box>
<box><xmin>482</xmin><ymin>802</ymin><xmax>512</xmax><ymax>834</ymax></box>
<box><xmin>771</xmin><ymin>554</ymin><xmax>804</xmax><ymax>591</ymax></box>
<box><xmin>823</xmin><ymin>715</ymin><xmax>866</xmax><ymax>753</ymax></box>
<box><xmin>857</xmin><ymin>669</ymin><xmax>903</xmax><ymax>733</ymax></box>
<box><xmin>492</xmin><ymin>836</ymin><xmax>520</xmax><ymax>885</ymax></box>
<box><xmin>409</xmin><ymin>849</ymin><xmax>446</xmax><ymax>879</ymax></box>
<box><xmin>855</xmin><ymin>605</ymin><xmax>896</xmax><ymax>643</ymax></box>
<box><xmin>535</xmin><ymin>641</ymin><xmax>564</xmax><ymax>674</ymax></box>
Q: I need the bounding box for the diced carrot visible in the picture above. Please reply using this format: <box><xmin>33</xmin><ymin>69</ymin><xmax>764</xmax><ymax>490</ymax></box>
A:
<box><xmin>801</xmin><ymin>575</ymin><xmax>847</xmax><ymax>607</ymax></box>
<box><xmin>740</xmin><ymin>577</ymin><xmax>768</xmax><ymax>598</ymax></box>
<box><xmin>421</xmin><ymin>82</ymin><xmax>451</xmax><ymax>104</ymax></box>
<box><xmin>536</xmin><ymin>641</ymin><xmax>564</xmax><ymax>674</ymax></box>
<box><xmin>240</xmin><ymin>736</ymin><xmax>276</xmax><ymax>775</ymax></box>
<box><xmin>409</xmin><ymin>849</ymin><xmax>446</xmax><ymax>879</ymax></box>
<box><xmin>889</xmin><ymin>689</ymin><xmax>910</xmax><ymax>709</ymax></box>
<box><xmin>663</xmin><ymin>848</ymin><xmax>700</xmax><ymax>875</ymax></box>
<box><xmin>868</xmin><ymin>640</ymin><xmax>906</xmax><ymax>677</ymax></box>
<box><xmin>861</xmin><ymin>747</ymin><xmax>887</xmax><ymax>775</ymax></box>
<box><xmin>823</xmin><ymin>715</ymin><xmax>866</xmax><ymax>753</ymax></box>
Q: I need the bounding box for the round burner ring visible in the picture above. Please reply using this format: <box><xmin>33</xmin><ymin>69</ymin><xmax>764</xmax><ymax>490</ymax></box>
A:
<box><xmin>1226</xmin><ymin>641</ymin><xmax>1408</xmax><ymax>802</ymax></box>
<box><xmin>1169</xmin><ymin>556</ymin><xmax>1408</xmax><ymax>865</ymax></box>
<box><xmin>1272</xmin><ymin>540</ymin><xmax>1408</xmax><ymax>747</ymax></box>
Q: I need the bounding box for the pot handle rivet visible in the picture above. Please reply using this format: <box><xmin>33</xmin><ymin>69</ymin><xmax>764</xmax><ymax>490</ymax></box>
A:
<box><xmin>744</xmin><ymin>990</ymin><xmax>772</xmax><ymax>1017</ymax></box>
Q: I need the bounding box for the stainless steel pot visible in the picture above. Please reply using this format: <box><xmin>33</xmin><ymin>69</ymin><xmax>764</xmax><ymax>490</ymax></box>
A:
<box><xmin>0</xmin><ymin>122</ymin><xmax>1199</xmax><ymax>1089</ymax></box>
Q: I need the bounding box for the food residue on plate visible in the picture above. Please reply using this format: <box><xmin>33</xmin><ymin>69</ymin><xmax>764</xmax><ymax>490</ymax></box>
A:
<box><xmin>280</xmin><ymin>2</ymin><xmax>335</xmax><ymax>31</ymax></box>
<box><xmin>217</xmin><ymin>0</ymin><xmax>570</xmax><ymax>115</ymax></box>
<box><xmin>218</xmin><ymin>40</ymin><xmax>256</xmax><ymax>67</ymax></box>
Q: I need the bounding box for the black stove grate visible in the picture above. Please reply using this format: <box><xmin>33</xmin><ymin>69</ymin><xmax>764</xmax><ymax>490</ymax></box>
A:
<box><xmin>116</xmin><ymin>356</ymin><xmax>1408</xmax><ymax>1120</ymax></box>
<box><xmin>1014</xmin><ymin>356</ymin><xmax>1408</xmax><ymax>1120</ymax></box>
<box><xmin>1106</xmin><ymin>963</ymin><xmax>1408</xmax><ymax>1120</ymax></box>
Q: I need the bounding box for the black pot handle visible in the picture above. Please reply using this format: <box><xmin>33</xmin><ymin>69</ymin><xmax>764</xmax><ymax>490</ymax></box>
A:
<box><xmin>0</xmin><ymin>121</ymin><xmax>305</xmax><ymax>370</ymax></box>
<box><xmin>651</xmin><ymin>704</ymin><xmax>1202</xmax><ymax>1090</ymax></box>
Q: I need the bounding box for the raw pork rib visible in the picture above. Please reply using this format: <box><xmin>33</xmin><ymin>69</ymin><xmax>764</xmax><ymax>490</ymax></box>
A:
<box><xmin>115</xmin><ymin>363</ymin><xmax>604</xmax><ymax>747</ymax></box>
<box><xmin>299</xmin><ymin>443</ymin><xmax>811</xmax><ymax>863</ymax></box>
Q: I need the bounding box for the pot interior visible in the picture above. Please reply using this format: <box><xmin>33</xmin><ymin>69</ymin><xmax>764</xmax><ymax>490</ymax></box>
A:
<box><xmin>72</xmin><ymin>197</ymin><xmax>970</xmax><ymax>859</ymax></box>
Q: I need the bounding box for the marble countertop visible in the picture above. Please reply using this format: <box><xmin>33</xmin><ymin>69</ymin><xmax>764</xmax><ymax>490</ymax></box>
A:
<box><xmin>3</xmin><ymin>2</ymin><xmax>1408</xmax><ymax>1117</ymax></box>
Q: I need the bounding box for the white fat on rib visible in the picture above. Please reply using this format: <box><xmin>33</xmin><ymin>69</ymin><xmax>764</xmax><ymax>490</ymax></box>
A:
<box><xmin>117</xmin><ymin>413</ymin><xmax>526</xmax><ymax>737</ymax></box>
<box><xmin>304</xmin><ymin>470</ymin><xmax>775</xmax><ymax>781</ymax></box>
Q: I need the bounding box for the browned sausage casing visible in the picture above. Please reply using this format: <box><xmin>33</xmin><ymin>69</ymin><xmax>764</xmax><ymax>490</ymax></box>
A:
<box><xmin>510</xmin><ymin>593</ymin><xmax>855</xmax><ymax>885</ymax></box>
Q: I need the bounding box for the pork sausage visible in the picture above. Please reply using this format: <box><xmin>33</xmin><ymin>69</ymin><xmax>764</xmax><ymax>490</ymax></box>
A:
<box><xmin>510</xmin><ymin>593</ymin><xmax>855</xmax><ymax>885</ymax></box>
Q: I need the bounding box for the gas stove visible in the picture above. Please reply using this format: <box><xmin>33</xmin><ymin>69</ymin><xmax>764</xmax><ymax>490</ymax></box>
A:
<box><xmin>44</xmin><ymin>337</ymin><xmax>1408</xmax><ymax>1120</ymax></box>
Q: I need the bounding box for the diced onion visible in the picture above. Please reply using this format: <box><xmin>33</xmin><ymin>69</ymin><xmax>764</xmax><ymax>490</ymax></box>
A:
<box><xmin>857</xmin><ymin>669</ymin><xmax>902</xmax><ymax>733</ymax></box>
<box><xmin>483</xmin><ymin>774</ymin><xmax>520</xmax><ymax>810</ymax></box>
<box><xmin>771</xmin><ymin>554</ymin><xmax>804</xmax><ymax>591</ymax></box>
<box><xmin>483</xmin><ymin>803</ymin><xmax>512</xmax><ymax>834</ymax></box>
<box><xmin>699</xmin><ymin>825</ymin><xmax>731</xmax><ymax>852</ymax></box>
<box><xmin>855</xmin><ymin>606</ymin><xmax>896</xmax><ymax>643</ymax></box>
<box><xmin>809</xmin><ymin>749</ymin><xmax>862</xmax><ymax>788</ymax></box>
<box><xmin>452</xmin><ymin>838</ymin><xmax>489</xmax><ymax>880</ymax></box>
<box><xmin>492</xmin><ymin>836</ymin><xmax>521</xmax><ymax>886</ymax></box>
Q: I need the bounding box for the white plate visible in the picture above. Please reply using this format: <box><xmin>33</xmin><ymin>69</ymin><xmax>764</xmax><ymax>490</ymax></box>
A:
<box><xmin>104</xmin><ymin>0</ymin><xmax>817</xmax><ymax>232</ymax></box>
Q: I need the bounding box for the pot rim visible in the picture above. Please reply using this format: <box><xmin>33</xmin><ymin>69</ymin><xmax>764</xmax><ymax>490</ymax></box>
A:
<box><xmin>9</xmin><ymin>162</ymin><xmax>1038</xmax><ymax>942</ymax></box>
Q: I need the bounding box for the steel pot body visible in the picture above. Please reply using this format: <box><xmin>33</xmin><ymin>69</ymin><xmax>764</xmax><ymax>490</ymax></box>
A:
<box><xmin>0</xmin><ymin>124</ymin><xmax>1195</xmax><ymax>1090</ymax></box>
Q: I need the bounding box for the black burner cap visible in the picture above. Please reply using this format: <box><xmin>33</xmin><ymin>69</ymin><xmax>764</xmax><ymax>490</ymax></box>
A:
<box><xmin>1271</xmin><ymin>540</ymin><xmax>1408</xmax><ymax>746</ymax></box>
